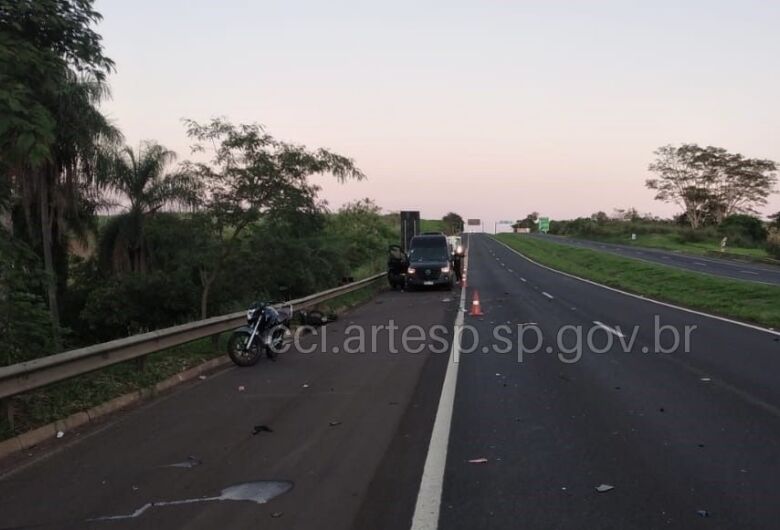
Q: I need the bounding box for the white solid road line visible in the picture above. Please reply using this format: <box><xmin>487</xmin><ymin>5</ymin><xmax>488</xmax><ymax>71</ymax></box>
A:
<box><xmin>694</xmin><ymin>262</ymin><xmax>708</xmax><ymax>267</ymax></box>
<box><xmin>741</xmin><ymin>270</ymin><xmax>759</xmax><ymax>275</ymax></box>
<box><xmin>409</xmin><ymin>248</ymin><xmax>468</xmax><ymax>530</ymax></box>
<box><xmin>542</xmin><ymin>291</ymin><xmax>554</xmax><ymax>299</ymax></box>
<box><xmin>492</xmin><ymin>237</ymin><xmax>780</xmax><ymax>337</ymax></box>
<box><xmin>593</xmin><ymin>321</ymin><xmax>625</xmax><ymax>338</ymax></box>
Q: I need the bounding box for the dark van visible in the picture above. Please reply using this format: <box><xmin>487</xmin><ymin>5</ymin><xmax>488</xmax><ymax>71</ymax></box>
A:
<box><xmin>406</xmin><ymin>234</ymin><xmax>454</xmax><ymax>289</ymax></box>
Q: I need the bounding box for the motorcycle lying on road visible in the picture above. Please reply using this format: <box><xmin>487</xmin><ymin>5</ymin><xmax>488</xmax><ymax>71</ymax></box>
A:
<box><xmin>227</xmin><ymin>301</ymin><xmax>292</xmax><ymax>367</ymax></box>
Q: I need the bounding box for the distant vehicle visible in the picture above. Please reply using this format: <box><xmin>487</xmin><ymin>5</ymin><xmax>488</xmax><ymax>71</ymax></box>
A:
<box><xmin>406</xmin><ymin>234</ymin><xmax>454</xmax><ymax>289</ymax></box>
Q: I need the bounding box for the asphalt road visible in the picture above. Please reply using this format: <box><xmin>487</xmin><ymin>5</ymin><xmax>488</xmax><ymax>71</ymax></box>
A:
<box><xmin>0</xmin><ymin>288</ymin><xmax>457</xmax><ymax>530</ymax></box>
<box><xmin>532</xmin><ymin>233</ymin><xmax>780</xmax><ymax>285</ymax></box>
<box><xmin>439</xmin><ymin>234</ymin><xmax>780</xmax><ymax>529</ymax></box>
<box><xmin>2</xmin><ymin>233</ymin><xmax>780</xmax><ymax>529</ymax></box>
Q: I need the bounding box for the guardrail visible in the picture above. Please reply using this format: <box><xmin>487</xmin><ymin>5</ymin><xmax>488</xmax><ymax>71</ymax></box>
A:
<box><xmin>0</xmin><ymin>273</ymin><xmax>384</xmax><ymax>404</ymax></box>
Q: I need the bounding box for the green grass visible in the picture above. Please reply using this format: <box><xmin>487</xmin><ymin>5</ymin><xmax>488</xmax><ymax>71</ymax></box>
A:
<box><xmin>572</xmin><ymin>232</ymin><xmax>771</xmax><ymax>260</ymax></box>
<box><xmin>0</xmin><ymin>281</ymin><xmax>385</xmax><ymax>442</ymax></box>
<box><xmin>0</xmin><ymin>335</ymin><xmax>229</xmax><ymax>441</ymax></box>
<box><xmin>421</xmin><ymin>219</ymin><xmax>446</xmax><ymax>233</ymax></box>
<box><xmin>495</xmin><ymin>233</ymin><xmax>780</xmax><ymax>329</ymax></box>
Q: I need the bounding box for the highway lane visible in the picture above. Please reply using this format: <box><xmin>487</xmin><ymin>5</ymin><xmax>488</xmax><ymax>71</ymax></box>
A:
<box><xmin>0</xmin><ymin>288</ymin><xmax>458</xmax><ymax>530</ymax></box>
<box><xmin>438</xmin><ymin>234</ymin><xmax>780</xmax><ymax>529</ymax></box>
<box><xmin>532</xmin><ymin>233</ymin><xmax>780</xmax><ymax>285</ymax></box>
<box><xmin>4</xmin><ymin>232</ymin><xmax>780</xmax><ymax>530</ymax></box>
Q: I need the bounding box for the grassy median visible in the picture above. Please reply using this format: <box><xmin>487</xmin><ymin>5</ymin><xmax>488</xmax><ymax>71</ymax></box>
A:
<box><xmin>495</xmin><ymin>234</ymin><xmax>780</xmax><ymax>329</ymax></box>
<box><xmin>576</xmin><ymin>232</ymin><xmax>772</xmax><ymax>260</ymax></box>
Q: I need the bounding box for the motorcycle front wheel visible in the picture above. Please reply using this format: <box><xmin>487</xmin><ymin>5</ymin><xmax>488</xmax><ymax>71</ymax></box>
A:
<box><xmin>227</xmin><ymin>331</ymin><xmax>262</xmax><ymax>367</ymax></box>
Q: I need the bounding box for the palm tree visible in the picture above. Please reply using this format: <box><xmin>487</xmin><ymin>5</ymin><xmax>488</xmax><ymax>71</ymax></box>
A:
<box><xmin>9</xmin><ymin>71</ymin><xmax>121</xmax><ymax>349</ymax></box>
<box><xmin>99</xmin><ymin>142</ymin><xmax>201</xmax><ymax>273</ymax></box>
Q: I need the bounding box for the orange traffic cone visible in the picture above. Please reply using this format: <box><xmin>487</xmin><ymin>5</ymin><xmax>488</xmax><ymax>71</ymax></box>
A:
<box><xmin>469</xmin><ymin>290</ymin><xmax>483</xmax><ymax>316</ymax></box>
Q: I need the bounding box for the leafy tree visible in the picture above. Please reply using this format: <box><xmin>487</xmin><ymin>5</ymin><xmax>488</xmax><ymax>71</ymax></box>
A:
<box><xmin>441</xmin><ymin>212</ymin><xmax>464</xmax><ymax>235</ymax></box>
<box><xmin>647</xmin><ymin>144</ymin><xmax>777</xmax><ymax>229</ymax></box>
<box><xmin>768</xmin><ymin>211</ymin><xmax>780</xmax><ymax>228</ymax></box>
<box><xmin>646</xmin><ymin>145</ymin><xmax>712</xmax><ymax>230</ymax></box>
<box><xmin>717</xmin><ymin>214</ymin><xmax>767</xmax><ymax>246</ymax></box>
<box><xmin>98</xmin><ymin>142</ymin><xmax>202</xmax><ymax>272</ymax></box>
<box><xmin>181</xmin><ymin>118</ymin><xmax>365</xmax><ymax>318</ymax></box>
<box><xmin>1</xmin><ymin>0</ymin><xmax>115</xmax><ymax>349</ymax></box>
<box><xmin>767</xmin><ymin>228</ymin><xmax>780</xmax><ymax>260</ymax></box>
<box><xmin>590</xmin><ymin>211</ymin><xmax>609</xmax><ymax>224</ymax></box>
<box><xmin>512</xmin><ymin>212</ymin><xmax>539</xmax><ymax>232</ymax></box>
<box><xmin>0</xmin><ymin>228</ymin><xmax>55</xmax><ymax>365</ymax></box>
<box><xmin>325</xmin><ymin>199</ymin><xmax>396</xmax><ymax>276</ymax></box>
<box><xmin>7</xmin><ymin>72</ymin><xmax>119</xmax><ymax>349</ymax></box>
<box><xmin>0</xmin><ymin>0</ymin><xmax>114</xmax><ymax>167</ymax></box>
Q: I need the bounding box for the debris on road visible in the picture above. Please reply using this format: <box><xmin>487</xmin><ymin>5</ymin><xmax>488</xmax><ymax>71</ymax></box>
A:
<box><xmin>56</xmin><ymin>431</ymin><xmax>64</xmax><ymax>439</ymax></box>
<box><xmin>700</xmin><ymin>377</ymin><xmax>712</xmax><ymax>382</ymax></box>
<box><xmin>441</xmin><ymin>298</ymin><xmax>452</xmax><ymax>303</ymax></box>
<box><xmin>166</xmin><ymin>456</ymin><xmax>202</xmax><ymax>469</ymax></box>
<box><xmin>302</xmin><ymin>383</ymin><xmax>310</xmax><ymax>389</ymax></box>
<box><xmin>697</xmin><ymin>510</ymin><xmax>711</xmax><ymax>518</ymax></box>
<box><xmin>595</xmin><ymin>484</ymin><xmax>614</xmax><ymax>493</ymax></box>
<box><xmin>271</xmin><ymin>512</ymin><xmax>284</xmax><ymax>518</ymax></box>
<box><xmin>253</xmin><ymin>425</ymin><xmax>273</xmax><ymax>435</ymax></box>
<box><xmin>198</xmin><ymin>375</ymin><xmax>207</xmax><ymax>380</ymax></box>
<box><xmin>238</xmin><ymin>385</ymin><xmax>246</xmax><ymax>392</ymax></box>
<box><xmin>468</xmin><ymin>458</ymin><xmax>489</xmax><ymax>464</ymax></box>
<box><xmin>329</xmin><ymin>421</ymin><xmax>342</xmax><ymax>427</ymax></box>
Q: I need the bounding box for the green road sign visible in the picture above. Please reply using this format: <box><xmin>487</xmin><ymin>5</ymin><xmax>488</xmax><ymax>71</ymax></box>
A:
<box><xmin>538</xmin><ymin>217</ymin><xmax>550</xmax><ymax>233</ymax></box>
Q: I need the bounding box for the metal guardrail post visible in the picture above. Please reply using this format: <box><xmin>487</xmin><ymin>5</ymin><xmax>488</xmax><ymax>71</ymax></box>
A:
<box><xmin>1</xmin><ymin>399</ymin><xmax>14</xmax><ymax>433</ymax></box>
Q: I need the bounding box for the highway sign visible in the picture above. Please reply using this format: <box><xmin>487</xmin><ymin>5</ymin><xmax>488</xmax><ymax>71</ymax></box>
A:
<box><xmin>538</xmin><ymin>217</ymin><xmax>550</xmax><ymax>233</ymax></box>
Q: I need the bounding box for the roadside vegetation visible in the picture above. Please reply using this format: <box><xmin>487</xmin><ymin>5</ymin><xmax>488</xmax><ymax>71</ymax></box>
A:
<box><xmin>512</xmin><ymin>143</ymin><xmax>779</xmax><ymax>261</ymax></box>
<box><xmin>547</xmin><ymin>214</ymin><xmax>778</xmax><ymax>262</ymax></box>
<box><xmin>495</xmin><ymin>234</ymin><xmax>780</xmax><ymax>329</ymax></box>
<box><xmin>0</xmin><ymin>2</ymin><xmax>399</xmax><ymax>369</ymax></box>
<box><xmin>1</xmin><ymin>1</ymin><xmax>462</xmax><ymax>442</ymax></box>
<box><xmin>0</xmin><ymin>280</ymin><xmax>383</xmax><ymax>442</ymax></box>
<box><xmin>421</xmin><ymin>213</ymin><xmax>464</xmax><ymax>235</ymax></box>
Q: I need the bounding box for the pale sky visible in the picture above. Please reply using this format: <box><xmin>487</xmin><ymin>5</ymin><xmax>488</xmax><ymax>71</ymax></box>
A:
<box><xmin>96</xmin><ymin>0</ymin><xmax>780</xmax><ymax>226</ymax></box>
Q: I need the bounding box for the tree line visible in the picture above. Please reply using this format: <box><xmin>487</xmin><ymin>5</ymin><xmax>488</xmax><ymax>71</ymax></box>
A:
<box><xmin>0</xmin><ymin>1</ymin><xmax>394</xmax><ymax>364</ymax></box>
